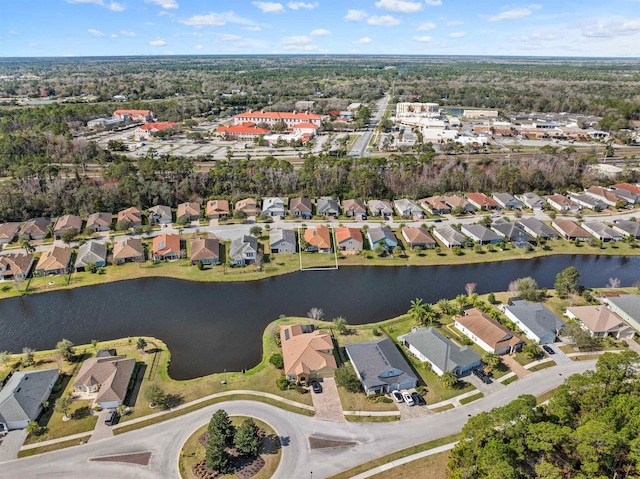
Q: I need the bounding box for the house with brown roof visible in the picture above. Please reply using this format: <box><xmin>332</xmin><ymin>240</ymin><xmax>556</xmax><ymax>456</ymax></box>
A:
<box><xmin>152</xmin><ymin>234</ymin><xmax>181</xmax><ymax>261</ymax></box>
<box><xmin>177</xmin><ymin>202</ymin><xmax>201</xmax><ymax>223</ymax></box>
<box><xmin>86</xmin><ymin>212</ymin><xmax>112</xmax><ymax>233</ymax></box>
<box><xmin>148</xmin><ymin>205</ymin><xmax>172</xmax><ymax>225</ymax></box>
<box><xmin>454</xmin><ymin>308</ymin><xmax>524</xmax><ymax>354</ymax></box>
<box><xmin>73</xmin><ymin>352</ymin><xmax>136</xmax><ymax>409</ymax></box>
<box><xmin>0</xmin><ymin>253</ymin><xmax>34</xmax><ymax>281</ymax></box>
<box><xmin>289</xmin><ymin>197</ymin><xmax>312</xmax><ymax>219</ymax></box>
<box><xmin>35</xmin><ymin>246</ymin><xmax>72</xmax><ymax>276</ymax></box>
<box><xmin>342</xmin><ymin>199</ymin><xmax>367</xmax><ymax>219</ymax></box>
<box><xmin>552</xmin><ymin>219</ymin><xmax>591</xmax><ymax>241</ymax></box>
<box><xmin>117</xmin><ymin>207</ymin><xmax>142</xmax><ymax>228</ymax></box>
<box><xmin>465</xmin><ymin>192</ymin><xmax>499</xmax><ymax>210</ymax></box>
<box><xmin>402</xmin><ymin>226</ymin><xmax>436</xmax><ymax>249</ymax></box>
<box><xmin>19</xmin><ymin>217</ymin><xmax>51</xmax><ymax>241</ymax></box>
<box><xmin>546</xmin><ymin>194</ymin><xmax>580</xmax><ymax>212</ymax></box>
<box><xmin>335</xmin><ymin>227</ymin><xmax>363</xmax><ymax>253</ymax></box>
<box><xmin>280</xmin><ymin>324</ymin><xmax>337</xmax><ymax>383</ymax></box>
<box><xmin>190</xmin><ymin>237</ymin><xmax>219</xmax><ymax>265</ymax></box>
<box><xmin>612</xmin><ymin>183</ymin><xmax>640</xmax><ymax>196</ymax></box>
<box><xmin>0</xmin><ymin>223</ymin><xmax>21</xmax><ymax>245</ymax></box>
<box><xmin>53</xmin><ymin>215</ymin><xmax>83</xmax><ymax>240</ymax></box>
<box><xmin>206</xmin><ymin>199</ymin><xmax>230</xmax><ymax>220</ymax></box>
<box><xmin>304</xmin><ymin>225</ymin><xmax>332</xmax><ymax>253</ymax></box>
<box><xmin>444</xmin><ymin>195</ymin><xmax>475</xmax><ymax>214</ymax></box>
<box><xmin>565</xmin><ymin>305</ymin><xmax>634</xmax><ymax>340</ymax></box>
<box><xmin>419</xmin><ymin>196</ymin><xmax>451</xmax><ymax>215</ymax></box>
<box><xmin>113</xmin><ymin>238</ymin><xmax>144</xmax><ymax>264</ymax></box>
<box><xmin>235</xmin><ymin>198</ymin><xmax>260</xmax><ymax>217</ymax></box>
<box><xmin>585</xmin><ymin>185</ymin><xmax>627</xmax><ymax>207</ymax></box>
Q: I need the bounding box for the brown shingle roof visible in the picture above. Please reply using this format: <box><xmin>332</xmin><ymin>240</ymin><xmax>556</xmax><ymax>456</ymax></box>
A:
<box><xmin>552</xmin><ymin>219</ymin><xmax>590</xmax><ymax>238</ymax></box>
<box><xmin>402</xmin><ymin>226</ymin><xmax>435</xmax><ymax>245</ymax></box>
<box><xmin>54</xmin><ymin>215</ymin><xmax>82</xmax><ymax>233</ymax></box>
<box><xmin>280</xmin><ymin>325</ymin><xmax>337</xmax><ymax>378</ymax></box>
<box><xmin>73</xmin><ymin>355</ymin><xmax>136</xmax><ymax>405</ymax></box>
<box><xmin>86</xmin><ymin>212</ymin><xmax>112</xmax><ymax>230</ymax></box>
<box><xmin>190</xmin><ymin>238</ymin><xmax>219</xmax><ymax>261</ymax></box>
<box><xmin>113</xmin><ymin>238</ymin><xmax>143</xmax><ymax>260</ymax></box>
<box><xmin>206</xmin><ymin>199</ymin><xmax>230</xmax><ymax>217</ymax></box>
<box><xmin>35</xmin><ymin>246</ymin><xmax>72</xmax><ymax>272</ymax></box>
<box><xmin>455</xmin><ymin>308</ymin><xmax>522</xmax><ymax>352</ymax></box>
<box><xmin>0</xmin><ymin>253</ymin><xmax>34</xmax><ymax>278</ymax></box>
<box><xmin>177</xmin><ymin>202</ymin><xmax>201</xmax><ymax>219</ymax></box>
<box><xmin>0</xmin><ymin>222</ymin><xmax>21</xmax><ymax>241</ymax></box>
<box><xmin>117</xmin><ymin>207</ymin><xmax>142</xmax><ymax>224</ymax></box>
<box><xmin>567</xmin><ymin>305</ymin><xmax>631</xmax><ymax>334</ymax></box>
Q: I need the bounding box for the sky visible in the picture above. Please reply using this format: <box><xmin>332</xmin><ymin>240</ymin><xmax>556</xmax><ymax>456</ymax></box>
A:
<box><xmin>1</xmin><ymin>0</ymin><xmax>640</xmax><ymax>57</ymax></box>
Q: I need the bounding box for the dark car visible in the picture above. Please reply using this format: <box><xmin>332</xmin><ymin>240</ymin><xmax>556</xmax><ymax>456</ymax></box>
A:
<box><xmin>473</xmin><ymin>368</ymin><xmax>492</xmax><ymax>384</ymax></box>
<box><xmin>104</xmin><ymin>410</ymin><xmax>118</xmax><ymax>426</ymax></box>
<box><xmin>311</xmin><ymin>381</ymin><xmax>322</xmax><ymax>394</ymax></box>
<box><xmin>542</xmin><ymin>345</ymin><xmax>556</xmax><ymax>355</ymax></box>
<box><xmin>411</xmin><ymin>392</ymin><xmax>426</xmax><ymax>406</ymax></box>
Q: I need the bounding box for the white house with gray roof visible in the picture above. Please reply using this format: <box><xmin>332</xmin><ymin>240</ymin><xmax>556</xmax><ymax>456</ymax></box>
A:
<box><xmin>603</xmin><ymin>295</ymin><xmax>640</xmax><ymax>332</ymax></box>
<box><xmin>433</xmin><ymin>225</ymin><xmax>466</xmax><ymax>248</ymax></box>
<box><xmin>0</xmin><ymin>368</ymin><xmax>59</xmax><ymax>431</ymax></box>
<box><xmin>74</xmin><ymin>241</ymin><xmax>108</xmax><ymax>272</ymax></box>
<box><xmin>518</xmin><ymin>192</ymin><xmax>545</xmax><ymax>210</ymax></box>
<box><xmin>229</xmin><ymin>235</ymin><xmax>258</xmax><ymax>265</ymax></box>
<box><xmin>612</xmin><ymin>220</ymin><xmax>640</xmax><ymax>239</ymax></box>
<box><xmin>567</xmin><ymin>192</ymin><xmax>606</xmax><ymax>211</ymax></box>
<box><xmin>367</xmin><ymin>200</ymin><xmax>394</xmax><ymax>217</ymax></box>
<box><xmin>262</xmin><ymin>197</ymin><xmax>286</xmax><ymax>217</ymax></box>
<box><xmin>393</xmin><ymin>199</ymin><xmax>423</xmax><ymax>218</ymax></box>
<box><xmin>398</xmin><ymin>327</ymin><xmax>482</xmax><ymax>377</ymax></box>
<box><xmin>345</xmin><ymin>338</ymin><xmax>418</xmax><ymax>395</ymax></box>
<box><xmin>148</xmin><ymin>205</ymin><xmax>172</xmax><ymax>225</ymax></box>
<box><xmin>316</xmin><ymin>197</ymin><xmax>340</xmax><ymax>217</ymax></box>
<box><xmin>503</xmin><ymin>299</ymin><xmax>565</xmax><ymax>344</ymax></box>
<box><xmin>269</xmin><ymin>229</ymin><xmax>297</xmax><ymax>254</ymax></box>
<box><xmin>582</xmin><ymin>221</ymin><xmax>624</xmax><ymax>242</ymax></box>
<box><xmin>517</xmin><ymin>217</ymin><xmax>558</xmax><ymax>240</ymax></box>
<box><xmin>492</xmin><ymin>193</ymin><xmax>523</xmax><ymax>210</ymax></box>
<box><xmin>461</xmin><ymin>224</ymin><xmax>501</xmax><ymax>245</ymax></box>
<box><xmin>491</xmin><ymin>220</ymin><xmax>535</xmax><ymax>248</ymax></box>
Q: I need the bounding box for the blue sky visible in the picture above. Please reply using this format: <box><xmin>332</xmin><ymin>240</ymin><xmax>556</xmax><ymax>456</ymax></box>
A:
<box><xmin>2</xmin><ymin>0</ymin><xmax>640</xmax><ymax>57</ymax></box>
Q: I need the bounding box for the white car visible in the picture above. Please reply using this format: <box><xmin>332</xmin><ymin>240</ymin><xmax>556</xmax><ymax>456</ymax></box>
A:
<box><xmin>402</xmin><ymin>391</ymin><xmax>415</xmax><ymax>406</ymax></box>
<box><xmin>392</xmin><ymin>390</ymin><xmax>403</xmax><ymax>403</ymax></box>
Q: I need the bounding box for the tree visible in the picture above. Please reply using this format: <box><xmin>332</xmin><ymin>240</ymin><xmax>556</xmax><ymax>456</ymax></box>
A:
<box><xmin>437</xmin><ymin>298</ymin><xmax>455</xmax><ymax>315</ymax></box>
<box><xmin>21</xmin><ymin>238</ymin><xmax>35</xmax><ymax>254</ymax></box>
<box><xmin>136</xmin><ymin>337</ymin><xmax>147</xmax><ymax>351</ymax></box>
<box><xmin>334</xmin><ymin>364</ymin><xmax>362</xmax><ymax>393</ymax></box>
<box><xmin>22</xmin><ymin>347</ymin><xmax>35</xmax><ymax>367</ymax></box>
<box><xmin>0</xmin><ymin>351</ymin><xmax>9</xmax><ymax>367</ymax></box>
<box><xmin>197</xmin><ymin>260</ymin><xmax>205</xmax><ymax>270</ymax></box>
<box><xmin>487</xmin><ymin>293</ymin><xmax>496</xmax><ymax>305</ymax></box>
<box><xmin>269</xmin><ymin>353</ymin><xmax>284</xmax><ymax>369</ymax></box>
<box><xmin>564</xmin><ymin>321</ymin><xmax>598</xmax><ymax>351</ymax></box>
<box><xmin>249</xmin><ymin>226</ymin><xmax>263</xmax><ymax>238</ymax></box>
<box><xmin>607</xmin><ymin>277</ymin><xmax>621</xmax><ymax>288</ymax></box>
<box><xmin>392</xmin><ymin>245</ymin><xmax>403</xmax><ymax>257</ymax></box>
<box><xmin>523</xmin><ymin>343</ymin><xmax>542</xmax><ymax>359</ymax></box>
<box><xmin>482</xmin><ymin>352</ymin><xmax>501</xmax><ymax>372</ymax></box>
<box><xmin>56</xmin><ymin>338</ymin><xmax>75</xmax><ymax>362</ymax></box>
<box><xmin>409</xmin><ymin>298</ymin><xmax>427</xmax><ymax>324</ymax></box>
<box><xmin>452</xmin><ymin>246</ymin><xmax>463</xmax><ymax>256</ymax></box>
<box><xmin>61</xmin><ymin>228</ymin><xmax>79</xmax><ymax>244</ymax></box>
<box><xmin>144</xmin><ymin>384</ymin><xmax>165</xmax><ymax>406</ymax></box>
<box><xmin>441</xmin><ymin>370</ymin><xmax>458</xmax><ymax>389</ymax></box>
<box><xmin>54</xmin><ymin>394</ymin><xmax>74</xmax><ymax>419</ymax></box>
<box><xmin>208</xmin><ymin>409</ymin><xmax>235</xmax><ymax>445</ymax></box>
<box><xmin>374</xmin><ymin>242</ymin><xmax>387</xmax><ymax>257</ymax></box>
<box><xmin>554</xmin><ymin>266</ymin><xmax>580</xmax><ymax>298</ymax></box>
<box><xmin>25</xmin><ymin>421</ymin><xmax>41</xmax><ymax>436</ymax></box>
<box><xmin>307</xmin><ymin>307</ymin><xmax>324</xmax><ymax>322</ymax></box>
<box><xmin>234</xmin><ymin>418</ymin><xmax>261</xmax><ymax>456</ymax></box>
<box><xmin>205</xmin><ymin>436</ymin><xmax>231</xmax><ymax>473</ymax></box>
<box><xmin>514</xmin><ymin>277</ymin><xmax>544</xmax><ymax>302</ymax></box>
<box><xmin>465</xmin><ymin>282</ymin><xmax>477</xmax><ymax>297</ymax></box>
<box><xmin>333</xmin><ymin>316</ymin><xmax>348</xmax><ymax>334</ymax></box>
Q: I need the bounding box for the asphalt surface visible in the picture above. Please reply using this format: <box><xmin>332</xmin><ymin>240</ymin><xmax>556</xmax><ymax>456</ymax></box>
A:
<box><xmin>0</xmin><ymin>360</ymin><xmax>596</xmax><ymax>478</ymax></box>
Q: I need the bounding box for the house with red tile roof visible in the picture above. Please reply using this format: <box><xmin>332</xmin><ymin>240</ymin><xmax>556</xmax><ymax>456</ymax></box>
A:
<box><xmin>217</xmin><ymin>123</ymin><xmax>271</xmax><ymax>140</ymax></box>
<box><xmin>113</xmin><ymin>109</ymin><xmax>154</xmax><ymax>122</ymax></box>
<box><xmin>152</xmin><ymin>234</ymin><xmax>181</xmax><ymax>261</ymax></box>
<box><xmin>117</xmin><ymin>207</ymin><xmax>142</xmax><ymax>228</ymax></box>
<box><xmin>134</xmin><ymin>121</ymin><xmax>178</xmax><ymax>141</ymax></box>
<box><xmin>304</xmin><ymin>225</ymin><xmax>332</xmax><ymax>252</ymax></box>
<box><xmin>280</xmin><ymin>324</ymin><xmax>337</xmax><ymax>383</ymax></box>
<box><xmin>465</xmin><ymin>192</ymin><xmax>499</xmax><ymax>210</ymax></box>
<box><xmin>335</xmin><ymin>227</ymin><xmax>363</xmax><ymax>253</ymax></box>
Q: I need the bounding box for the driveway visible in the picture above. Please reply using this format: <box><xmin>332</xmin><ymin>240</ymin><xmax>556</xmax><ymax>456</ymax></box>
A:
<box><xmin>463</xmin><ymin>373</ymin><xmax>505</xmax><ymax>396</ymax></box>
<box><xmin>310</xmin><ymin>378</ymin><xmax>345</xmax><ymax>422</ymax></box>
<box><xmin>0</xmin><ymin>430</ymin><xmax>28</xmax><ymax>462</ymax></box>
<box><xmin>88</xmin><ymin>409</ymin><xmax>114</xmax><ymax>443</ymax></box>
<box><xmin>501</xmin><ymin>354</ymin><xmax>531</xmax><ymax>378</ymax></box>
<box><xmin>395</xmin><ymin>390</ymin><xmax>432</xmax><ymax>420</ymax></box>
<box><xmin>546</xmin><ymin>343</ymin><xmax>571</xmax><ymax>364</ymax></box>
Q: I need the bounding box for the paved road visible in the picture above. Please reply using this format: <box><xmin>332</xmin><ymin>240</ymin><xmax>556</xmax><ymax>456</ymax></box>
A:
<box><xmin>0</xmin><ymin>360</ymin><xmax>597</xmax><ymax>478</ymax></box>
<box><xmin>349</xmin><ymin>94</ymin><xmax>390</xmax><ymax>157</ymax></box>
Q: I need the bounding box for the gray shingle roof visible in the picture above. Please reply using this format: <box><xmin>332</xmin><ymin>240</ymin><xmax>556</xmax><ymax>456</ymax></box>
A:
<box><xmin>269</xmin><ymin>229</ymin><xmax>296</xmax><ymax>248</ymax></box>
<box><xmin>398</xmin><ymin>328</ymin><xmax>481</xmax><ymax>374</ymax></box>
<box><xmin>0</xmin><ymin>369</ymin><xmax>59</xmax><ymax>425</ymax></box>
<box><xmin>317</xmin><ymin>197</ymin><xmax>340</xmax><ymax>215</ymax></box>
<box><xmin>368</xmin><ymin>227</ymin><xmax>396</xmax><ymax>245</ymax></box>
<box><xmin>230</xmin><ymin>235</ymin><xmax>258</xmax><ymax>261</ymax></box>
<box><xmin>612</xmin><ymin>220</ymin><xmax>640</xmax><ymax>238</ymax></box>
<box><xmin>582</xmin><ymin>221</ymin><xmax>624</xmax><ymax>241</ymax></box>
<box><xmin>75</xmin><ymin>241</ymin><xmax>108</xmax><ymax>269</ymax></box>
<box><xmin>606</xmin><ymin>295</ymin><xmax>640</xmax><ymax>323</ymax></box>
<box><xmin>434</xmin><ymin>225</ymin><xmax>466</xmax><ymax>247</ymax></box>
<box><xmin>491</xmin><ymin>220</ymin><xmax>534</xmax><ymax>244</ymax></box>
<box><xmin>461</xmin><ymin>224</ymin><xmax>501</xmax><ymax>243</ymax></box>
<box><xmin>505</xmin><ymin>300</ymin><xmax>565</xmax><ymax>339</ymax></box>
<box><xmin>517</xmin><ymin>217</ymin><xmax>558</xmax><ymax>239</ymax></box>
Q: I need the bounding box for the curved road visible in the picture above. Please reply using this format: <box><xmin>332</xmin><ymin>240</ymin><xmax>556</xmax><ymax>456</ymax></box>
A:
<box><xmin>1</xmin><ymin>360</ymin><xmax>596</xmax><ymax>478</ymax></box>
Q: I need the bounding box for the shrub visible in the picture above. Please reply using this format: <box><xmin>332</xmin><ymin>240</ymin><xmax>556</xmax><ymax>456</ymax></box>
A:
<box><xmin>276</xmin><ymin>377</ymin><xmax>289</xmax><ymax>391</ymax></box>
<box><xmin>269</xmin><ymin>353</ymin><xmax>284</xmax><ymax>369</ymax></box>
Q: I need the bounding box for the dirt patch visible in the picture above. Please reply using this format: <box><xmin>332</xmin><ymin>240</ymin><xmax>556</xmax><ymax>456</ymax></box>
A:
<box><xmin>89</xmin><ymin>451</ymin><xmax>152</xmax><ymax>465</ymax></box>
<box><xmin>308</xmin><ymin>436</ymin><xmax>356</xmax><ymax>450</ymax></box>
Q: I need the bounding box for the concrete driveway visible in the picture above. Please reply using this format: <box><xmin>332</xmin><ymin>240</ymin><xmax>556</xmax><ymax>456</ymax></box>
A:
<box><xmin>88</xmin><ymin>410</ymin><xmax>114</xmax><ymax>443</ymax></box>
<box><xmin>546</xmin><ymin>343</ymin><xmax>571</xmax><ymax>364</ymax></box>
<box><xmin>463</xmin><ymin>373</ymin><xmax>505</xmax><ymax>396</ymax></box>
<box><xmin>310</xmin><ymin>378</ymin><xmax>345</xmax><ymax>422</ymax></box>
<box><xmin>0</xmin><ymin>430</ymin><xmax>28</xmax><ymax>462</ymax></box>
<box><xmin>396</xmin><ymin>391</ymin><xmax>432</xmax><ymax>420</ymax></box>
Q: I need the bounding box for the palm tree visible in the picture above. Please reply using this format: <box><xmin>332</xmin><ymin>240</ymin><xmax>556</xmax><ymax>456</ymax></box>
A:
<box><xmin>20</xmin><ymin>238</ymin><xmax>35</xmax><ymax>254</ymax></box>
<box><xmin>408</xmin><ymin>298</ymin><xmax>427</xmax><ymax>324</ymax></box>
<box><xmin>423</xmin><ymin>303</ymin><xmax>439</xmax><ymax>326</ymax></box>
<box><xmin>482</xmin><ymin>352</ymin><xmax>501</xmax><ymax>372</ymax></box>
<box><xmin>437</xmin><ymin>299</ymin><xmax>454</xmax><ymax>315</ymax></box>
<box><xmin>441</xmin><ymin>370</ymin><xmax>458</xmax><ymax>389</ymax></box>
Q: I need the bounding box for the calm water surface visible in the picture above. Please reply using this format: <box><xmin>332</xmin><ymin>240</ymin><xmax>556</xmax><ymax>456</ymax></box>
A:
<box><xmin>1</xmin><ymin>255</ymin><xmax>638</xmax><ymax>379</ymax></box>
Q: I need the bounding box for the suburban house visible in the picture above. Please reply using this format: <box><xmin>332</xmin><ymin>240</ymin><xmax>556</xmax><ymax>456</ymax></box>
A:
<box><xmin>148</xmin><ymin>205</ymin><xmax>172</xmax><ymax>225</ymax></box>
<box><xmin>229</xmin><ymin>235</ymin><xmax>258</xmax><ymax>265</ymax></box>
<box><xmin>603</xmin><ymin>295</ymin><xmax>640</xmax><ymax>332</ymax></box>
<box><xmin>420</xmin><ymin>196</ymin><xmax>451</xmax><ymax>215</ymax></box>
<box><xmin>113</xmin><ymin>109</ymin><xmax>154</xmax><ymax>122</ymax></box>
<box><xmin>345</xmin><ymin>338</ymin><xmax>418</xmax><ymax>395</ymax></box>
<box><xmin>343</xmin><ymin>199</ymin><xmax>367</xmax><ymax>219</ymax></box>
<box><xmin>552</xmin><ymin>219</ymin><xmax>591</xmax><ymax>241</ymax></box>
<box><xmin>117</xmin><ymin>207</ymin><xmax>142</xmax><ymax>228</ymax></box>
<box><xmin>546</xmin><ymin>194</ymin><xmax>580</xmax><ymax>212</ymax></box>
<box><xmin>433</xmin><ymin>225</ymin><xmax>466</xmax><ymax>248</ymax></box>
<box><xmin>176</xmin><ymin>202</ymin><xmax>201</xmax><ymax>222</ymax></box>
<box><xmin>493</xmin><ymin>193</ymin><xmax>523</xmax><ymax>210</ymax></box>
<box><xmin>0</xmin><ymin>222</ymin><xmax>21</xmax><ymax>244</ymax></box>
<box><xmin>86</xmin><ymin>212</ymin><xmax>112</xmax><ymax>232</ymax></box>
<box><xmin>270</xmin><ymin>229</ymin><xmax>297</xmax><ymax>254</ymax></box>
<box><xmin>19</xmin><ymin>217</ymin><xmax>51</xmax><ymax>241</ymax></box>
<box><xmin>73</xmin><ymin>352</ymin><xmax>135</xmax><ymax>409</ymax></box>
<box><xmin>74</xmin><ymin>241</ymin><xmax>108</xmax><ymax>272</ymax></box>
<box><xmin>518</xmin><ymin>192</ymin><xmax>545</xmax><ymax>210</ymax></box>
<box><xmin>454</xmin><ymin>308</ymin><xmax>523</xmax><ymax>354</ymax></box>
<box><xmin>134</xmin><ymin>121</ymin><xmax>178</xmax><ymax>141</ymax></box>
<box><xmin>152</xmin><ymin>234</ymin><xmax>181</xmax><ymax>261</ymax></box>
<box><xmin>53</xmin><ymin>215</ymin><xmax>83</xmax><ymax>240</ymax></box>
<box><xmin>608</xmin><ymin>187</ymin><xmax>639</xmax><ymax>205</ymax></box>
<box><xmin>565</xmin><ymin>305</ymin><xmax>634</xmax><ymax>340</ymax></box>
<box><xmin>262</xmin><ymin>197</ymin><xmax>286</xmax><ymax>218</ymax></box>
<box><xmin>0</xmin><ymin>368</ymin><xmax>59</xmax><ymax>431</ymax></box>
<box><xmin>612</xmin><ymin>182</ymin><xmax>640</xmax><ymax>196</ymax></box>
<box><xmin>35</xmin><ymin>246</ymin><xmax>72</xmax><ymax>276</ymax></box>
<box><xmin>491</xmin><ymin>219</ymin><xmax>535</xmax><ymax>248</ymax></box>
<box><xmin>367</xmin><ymin>199</ymin><xmax>394</xmax><ymax>217</ymax></box>
<box><xmin>567</xmin><ymin>192</ymin><xmax>606</xmax><ymax>211</ymax></box>
<box><xmin>235</xmin><ymin>198</ymin><xmax>260</xmax><ymax>217</ymax></box>
<box><xmin>402</xmin><ymin>226</ymin><xmax>436</xmax><ymax>249</ymax></box>
<box><xmin>461</xmin><ymin>224</ymin><xmax>502</xmax><ymax>245</ymax></box>
<box><xmin>582</xmin><ymin>221</ymin><xmax>624</xmax><ymax>242</ymax></box>
<box><xmin>190</xmin><ymin>237</ymin><xmax>220</xmax><ymax>265</ymax></box>
<box><xmin>113</xmin><ymin>238</ymin><xmax>145</xmax><ymax>264</ymax></box>
<box><xmin>367</xmin><ymin>227</ymin><xmax>398</xmax><ymax>252</ymax></box>
<box><xmin>503</xmin><ymin>299</ymin><xmax>565</xmax><ymax>344</ymax></box>
<box><xmin>335</xmin><ymin>227</ymin><xmax>363</xmax><ymax>253</ymax></box>
<box><xmin>0</xmin><ymin>253</ymin><xmax>34</xmax><ymax>281</ymax></box>
<box><xmin>206</xmin><ymin>199</ymin><xmax>230</xmax><ymax>220</ymax></box>
<box><xmin>279</xmin><ymin>324</ymin><xmax>337</xmax><ymax>383</ymax></box>
<box><xmin>585</xmin><ymin>185</ymin><xmax>627</xmax><ymax>207</ymax></box>
<box><xmin>465</xmin><ymin>192</ymin><xmax>499</xmax><ymax>210</ymax></box>
<box><xmin>444</xmin><ymin>195</ymin><xmax>475</xmax><ymax>214</ymax></box>
<box><xmin>398</xmin><ymin>327</ymin><xmax>482</xmax><ymax>377</ymax></box>
<box><xmin>517</xmin><ymin>217</ymin><xmax>558</xmax><ymax>240</ymax></box>
<box><xmin>288</xmin><ymin>197</ymin><xmax>312</xmax><ymax>219</ymax></box>
<box><xmin>612</xmin><ymin>220</ymin><xmax>640</xmax><ymax>239</ymax></box>
<box><xmin>304</xmin><ymin>225</ymin><xmax>332</xmax><ymax>253</ymax></box>
<box><xmin>394</xmin><ymin>199</ymin><xmax>423</xmax><ymax>218</ymax></box>
<box><xmin>317</xmin><ymin>197</ymin><xmax>340</xmax><ymax>217</ymax></box>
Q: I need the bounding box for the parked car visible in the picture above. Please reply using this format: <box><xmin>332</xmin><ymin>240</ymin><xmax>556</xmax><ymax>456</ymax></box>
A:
<box><xmin>392</xmin><ymin>390</ymin><xmax>403</xmax><ymax>403</ymax></box>
<box><xmin>402</xmin><ymin>391</ymin><xmax>415</xmax><ymax>406</ymax></box>
<box><xmin>311</xmin><ymin>381</ymin><xmax>322</xmax><ymax>394</ymax></box>
<box><xmin>104</xmin><ymin>410</ymin><xmax>117</xmax><ymax>426</ymax></box>
<box><xmin>542</xmin><ymin>345</ymin><xmax>556</xmax><ymax>355</ymax></box>
<box><xmin>473</xmin><ymin>368</ymin><xmax>492</xmax><ymax>384</ymax></box>
<box><xmin>411</xmin><ymin>392</ymin><xmax>426</xmax><ymax>406</ymax></box>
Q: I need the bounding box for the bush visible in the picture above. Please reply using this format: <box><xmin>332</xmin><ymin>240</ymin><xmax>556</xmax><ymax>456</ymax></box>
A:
<box><xmin>276</xmin><ymin>377</ymin><xmax>289</xmax><ymax>391</ymax></box>
<box><xmin>372</xmin><ymin>328</ymin><xmax>381</xmax><ymax>336</ymax></box>
<box><xmin>269</xmin><ymin>353</ymin><xmax>284</xmax><ymax>369</ymax></box>
<box><xmin>295</xmin><ymin>385</ymin><xmax>308</xmax><ymax>394</ymax></box>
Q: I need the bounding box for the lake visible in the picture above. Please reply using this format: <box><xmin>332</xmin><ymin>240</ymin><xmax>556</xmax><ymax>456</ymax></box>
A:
<box><xmin>1</xmin><ymin>255</ymin><xmax>638</xmax><ymax>379</ymax></box>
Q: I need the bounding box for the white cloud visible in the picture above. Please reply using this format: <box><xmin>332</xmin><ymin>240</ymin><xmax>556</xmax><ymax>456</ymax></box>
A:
<box><xmin>413</xmin><ymin>35</ymin><xmax>432</xmax><ymax>42</ymax></box>
<box><xmin>144</xmin><ymin>0</ymin><xmax>178</xmax><ymax>9</ymax></box>
<box><xmin>582</xmin><ymin>18</ymin><xmax>640</xmax><ymax>38</ymax></box>
<box><xmin>449</xmin><ymin>31</ymin><xmax>466</xmax><ymax>38</ymax></box>
<box><xmin>218</xmin><ymin>33</ymin><xmax>244</xmax><ymax>42</ymax></box>
<box><xmin>252</xmin><ymin>1</ymin><xmax>284</xmax><ymax>13</ymax></box>
<box><xmin>8</xmin><ymin>30</ymin><xmax>21</xmax><ymax>35</ymax></box>
<box><xmin>310</xmin><ymin>28</ymin><xmax>331</xmax><ymax>36</ymax></box>
<box><xmin>288</xmin><ymin>1</ymin><xmax>318</xmax><ymax>9</ymax></box>
<box><xmin>27</xmin><ymin>42</ymin><xmax>38</xmax><ymax>47</ymax></box>
<box><xmin>66</xmin><ymin>0</ymin><xmax>124</xmax><ymax>11</ymax></box>
<box><xmin>88</xmin><ymin>29</ymin><xmax>106</xmax><ymax>37</ymax></box>
<box><xmin>243</xmin><ymin>26</ymin><xmax>262</xmax><ymax>31</ymax></box>
<box><xmin>110</xmin><ymin>33</ymin><xmax>118</xmax><ymax>37</ymax></box>
<box><xmin>194</xmin><ymin>44</ymin><xmax>203</xmax><ymax>49</ymax></box>
<box><xmin>345</xmin><ymin>9</ymin><xmax>367</xmax><ymax>21</ymax></box>
<box><xmin>107</xmin><ymin>2</ymin><xmax>124</xmax><ymax>11</ymax></box>
<box><xmin>120</xmin><ymin>30</ymin><xmax>135</xmax><ymax>36</ymax></box>
<box><xmin>375</xmin><ymin>0</ymin><xmax>422</xmax><ymax>13</ymax></box>
<box><xmin>425</xmin><ymin>0</ymin><xmax>442</xmax><ymax>5</ymax></box>
<box><xmin>486</xmin><ymin>7</ymin><xmax>538</xmax><ymax>22</ymax></box>
<box><xmin>446</xmin><ymin>20</ymin><xmax>463</xmax><ymax>26</ymax></box>
<box><xmin>418</xmin><ymin>21</ymin><xmax>436</xmax><ymax>31</ymax></box>
<box><xmin>281</xmin><ymin>35</ymin><xmax>313</xmax><ymax>45</ymax></box>
<box><xmin>66</xmin><ymin>0</ymin><xmax>103</xmax><ymax>4</ymax></box>
<box><xmin>179</xmin><ymin>11</ymin><xmax>254</xmax><ymax>27</ymax></box>
<box><xmin>149</xmin><ymin>38</ymin><xmax>167</xmax><ymax>45</ymax></box>
<box><xmin>354</xmin><ymin>36</ymin><xmax>372</xmax><ymax>44</ymax></box>
<box><xmin>367</xmin><ymin>15</ymin><xmax>401</xmax><ymax>26</ymax></box>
